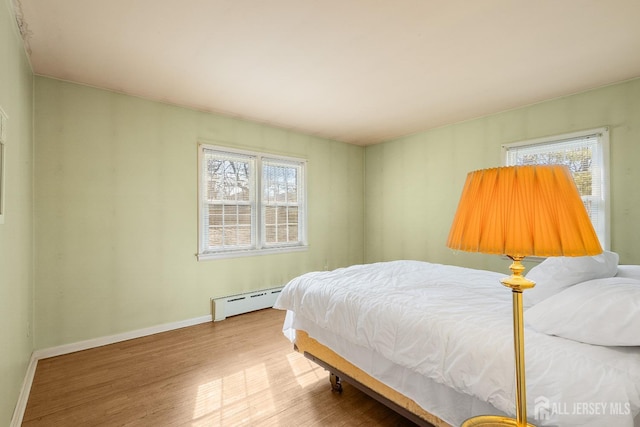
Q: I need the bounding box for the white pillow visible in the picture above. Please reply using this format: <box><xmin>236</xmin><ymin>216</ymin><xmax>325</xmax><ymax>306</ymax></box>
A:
<box><xmin>525</xmin><ymin>277</ymin><xmax>640</xmax><ymax>346</ymax></box>
<box><xmin>524</xmin><ymin>251</ymin><xmax>619</xmax><ymax>306</ymax></box>
<box><xmin>616</xmin><ymin>265</ymin><xmax>640</xmax><ymax>280</ymax></box>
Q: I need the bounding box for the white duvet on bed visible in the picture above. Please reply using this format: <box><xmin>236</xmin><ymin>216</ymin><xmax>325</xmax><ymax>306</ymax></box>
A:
<box><xmin>274</xmin><ymin>260</ymin><xmax>640</xmax><ymax>427</ymax></box>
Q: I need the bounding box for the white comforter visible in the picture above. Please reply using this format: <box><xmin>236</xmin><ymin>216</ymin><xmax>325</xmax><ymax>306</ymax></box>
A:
<box><xmin>274</xmin><ymin>260</ymin><xmax>640</xmax><ymax>427</ymax></box>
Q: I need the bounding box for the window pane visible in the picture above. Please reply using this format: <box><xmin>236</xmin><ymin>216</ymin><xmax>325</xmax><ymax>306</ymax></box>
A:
<box><xmin>209</xmin><ymin>226</ymin><xmax>223</xmax><ymax>246</ymax></box>
<box><xmin>262</xmin><ymin>158</ymin><xmax>303</xmax><ymax>247</ymax></box>
<box><xmin>264</xmin><ymin>206</ymin><xmax>276</xmax><ymax>225</ymax></box>
<box><xmin>209</xmin><ymin>205</ymin><xmax>223</xmax><ymax>226</ymax></box>
<box><xmin>263</xmin><ymin>161</ymin><xmax>300</xmax><ymax>204</ymax></box>
<box><xmin>205</xmin><ymin>158</ymin><xmax>251</xmax><ymax>202</ymax></box>
<box><xmin>277</xmin><ymin>225</ymin><xmax>287</xmax><ymax>242</ymax></box>
<box><xmin>278</xmin><ymin>206</ymin><xmax>287</xmax><ymax>223</ymax></box>
<box><xmin>202</xmin><ymin>149</ymin><xmax>255</xmax><ymax>251</ymax></box>
<box><xmin>238</xmin><ymin>209</ymin><xmax>251</xmax><ymax>225</ymax></box>
<box><xmin>265</xmin><ymin>225</ymin><xmax>276</xmax><ymax>243</ymax></box>
<box><xmin>237</xmin><ymin>225</ymin><xmax>252</xmax><ymax>244</ymax></box>
<box><xmin>287</xmin><ymin>225</ymin><xmax>299</xmax><ymax>242</ymax></box>
<box><xmin>287</xmin><ymin>206</ymin><xmax>298</xmax><ymax>223</ymax></box>
<box><xmin>223</xmin><ymin>227</ymin><xmax>238</xmax><ymax>246</ymax></box>
<box><xmin>287</xmin><ymin>184</ymin><xmax>298</xmax><ymax>203</ymax></box>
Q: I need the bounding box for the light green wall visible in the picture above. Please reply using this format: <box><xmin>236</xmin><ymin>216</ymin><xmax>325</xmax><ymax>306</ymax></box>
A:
<box><xmin>365</xmin><ymin>78</ymin><xmax>640</xmax><ymax>271</ymax></box>
<box><xmin>34</xmin><ymin>77</ymin><xmax>364</xmax><ymax>348</ymax></box>
<box><xmin>0</xmin><ymin>0</ymin><xmax>34</xmax><ymax>423</ymax></box>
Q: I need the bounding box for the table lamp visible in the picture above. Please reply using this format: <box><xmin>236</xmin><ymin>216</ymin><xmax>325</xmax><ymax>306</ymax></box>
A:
<box><xmin>446</xmin><ymin>165</ymin><xmax>602</xmax><ymax>427</ymax></box>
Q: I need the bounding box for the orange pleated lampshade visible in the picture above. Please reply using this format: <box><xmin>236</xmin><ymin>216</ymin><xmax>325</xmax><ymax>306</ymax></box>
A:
<box><xmin>447</xmin><ymin>165</ymin><xmax>602</xmax><ymax>258</ymax></box>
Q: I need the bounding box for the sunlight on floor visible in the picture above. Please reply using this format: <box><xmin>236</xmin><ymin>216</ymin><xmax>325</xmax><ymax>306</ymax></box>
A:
<box><xmin>286</xmin><ymin>352</ymin><xmax>325</xmax><ymax>387</ymax></box>
<box><xmin>193</xmin><ymin>377</ymin><xmax>223</xmax><ymax>414</ymax></box>
<box><xmin>192</xmin><ymin>363</ymin><xmax>276</xmax><ymax>426</ymax></box>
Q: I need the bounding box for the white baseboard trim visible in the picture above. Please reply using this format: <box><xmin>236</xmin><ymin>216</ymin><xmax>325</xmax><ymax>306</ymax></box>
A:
<box><xmin>11</xmin><ymin>313</ymin><xmax>213</xmax><ymax>426</ymax></box>
<box><xmin>10</xmin><ymin>353</ymin><xmax>38</xmax><ymax>427</ymax></box>
<box><xmin>33</xmin><ymin>314</ymin><xmax>213</xmax><ymax>360</ymax></box>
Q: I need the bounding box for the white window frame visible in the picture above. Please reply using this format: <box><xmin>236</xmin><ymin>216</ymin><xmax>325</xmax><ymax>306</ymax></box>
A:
<box><xmin>502</xmin><ymin>127</ymin><xmax>610</xmax><ymax>250</ymax></box>
<box><xmin>197</xmin><ymin>143</ymin><xmax>308</xmax><ymax>260</ymax></box>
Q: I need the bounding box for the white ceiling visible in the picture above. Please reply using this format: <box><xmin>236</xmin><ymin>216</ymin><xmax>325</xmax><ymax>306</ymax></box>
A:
<box><xmin>15</xmin><ymin>0</ymin><xmax>640</xmax><ymax>145</ymax></box>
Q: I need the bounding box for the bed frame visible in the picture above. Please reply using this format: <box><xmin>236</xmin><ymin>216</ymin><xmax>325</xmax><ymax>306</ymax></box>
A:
<box><xmin>294</xmin><ymin>330</ymin><xmax>453</xmax><ymax>427</ymax></box>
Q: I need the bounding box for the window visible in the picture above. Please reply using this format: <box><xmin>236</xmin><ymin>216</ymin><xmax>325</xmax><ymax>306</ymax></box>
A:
<box><xmin>198</xmin><ymin>144</ymin><xmax>307</xmax><ymax>259</ymax></box>
<box><xmin>503</xmin><ymin>127</ymin><xmax>610</xmax><ymax>249</ymax></box>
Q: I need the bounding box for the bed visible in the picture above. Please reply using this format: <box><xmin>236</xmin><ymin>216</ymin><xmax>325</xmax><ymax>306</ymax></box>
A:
<box><xmin>274</xmin><ymin>257</ymin><xmax>640</xmax><ymax>427</ymax></box>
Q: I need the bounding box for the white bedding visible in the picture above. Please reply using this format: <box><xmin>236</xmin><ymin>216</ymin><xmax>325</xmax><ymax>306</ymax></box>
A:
<box><xmin>274</xmin><ymin>260</ymin><xmax>640</xmax><ymax>427</ymax></box>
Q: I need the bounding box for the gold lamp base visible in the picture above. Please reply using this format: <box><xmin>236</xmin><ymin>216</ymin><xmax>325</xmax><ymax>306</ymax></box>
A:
<box><xmin>461</xmin><ymin>259</ymin><xmax>537</xmax><ymax>427</ymax></box>
<box><xmin>461</xmin><ymin>415</ymin><xmax>536</xmax><ymax>427</ymax></box>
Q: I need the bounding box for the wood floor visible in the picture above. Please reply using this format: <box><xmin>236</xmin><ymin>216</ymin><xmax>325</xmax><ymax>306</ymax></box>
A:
<box><xmin>23</xmin><ymin>309</ymin><xmax>418</xmax><ymax>426</ymax></box>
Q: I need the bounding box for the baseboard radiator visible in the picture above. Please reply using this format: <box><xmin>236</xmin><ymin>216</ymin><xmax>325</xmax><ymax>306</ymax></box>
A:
<box><xmin>211</xmin><ymin>287</ymin><xmax>283</xmax><ymax>321</ymax></box>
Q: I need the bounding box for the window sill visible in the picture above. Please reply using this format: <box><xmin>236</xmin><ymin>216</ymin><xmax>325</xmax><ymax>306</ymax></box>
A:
<box><xmin>197</xmin><ymin>244</ymin><xmax>308</xmax><ymax>261</ymax></box>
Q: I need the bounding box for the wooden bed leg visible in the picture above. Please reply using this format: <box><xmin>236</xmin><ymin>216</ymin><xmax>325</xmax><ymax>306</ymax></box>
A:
<box><xmin>330</xmin><ymin>372</ymin><xmax>343</xmax><ymax>393</ymax></box>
